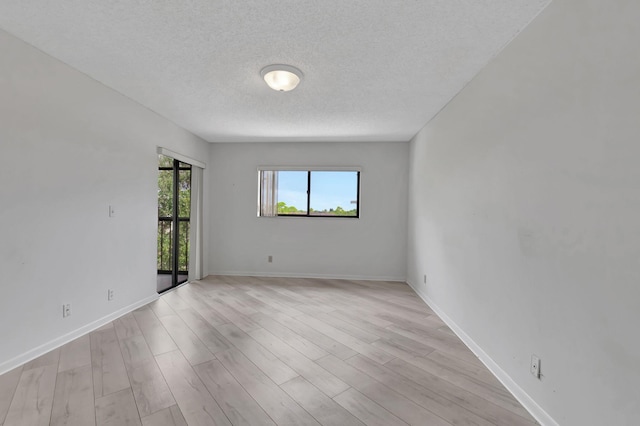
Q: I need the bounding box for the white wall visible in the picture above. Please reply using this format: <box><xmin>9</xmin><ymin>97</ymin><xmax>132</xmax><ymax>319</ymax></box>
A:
<box><xmin>407</xmin><ymin>0</ymin><xmax>640</xmax><ymax>424</ymax></box>
<box><xmin>0</xmin><ymin>29</ymin><xmax>209</xmax><ymax>372</ymax></box>
<box><xmin>208</xmin><ymin>142</ymin><xmax>408</xmax><ymax>281</ymax></box>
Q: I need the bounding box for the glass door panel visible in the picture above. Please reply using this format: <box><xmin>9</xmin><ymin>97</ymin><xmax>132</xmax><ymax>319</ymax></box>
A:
<box><xmin>157</xmin><ymin>155</ymin><xmax>191</xmax><ymax>293</ymax></box>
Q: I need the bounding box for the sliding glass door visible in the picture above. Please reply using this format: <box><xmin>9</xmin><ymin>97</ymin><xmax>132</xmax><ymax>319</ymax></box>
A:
<box><xmin>157</xmin><ymin>155</ymin><xmax>191</xmax><ymax>292</ymax></box>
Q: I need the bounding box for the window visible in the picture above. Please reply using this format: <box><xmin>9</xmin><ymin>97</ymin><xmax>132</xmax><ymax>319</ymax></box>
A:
<box><xmin>259</xmin><ymin>169</ymin><xmax>360</xmax><ymax>218</ymax></box>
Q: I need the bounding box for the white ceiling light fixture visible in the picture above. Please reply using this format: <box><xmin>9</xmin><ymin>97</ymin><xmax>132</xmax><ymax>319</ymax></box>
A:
<box><xmin>261</xmin><ymin>64</ymin><xmax>302</xmax><ymax>92</ymax></box>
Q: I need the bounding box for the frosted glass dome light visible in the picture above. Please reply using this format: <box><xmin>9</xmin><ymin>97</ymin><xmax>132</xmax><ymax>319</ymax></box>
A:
<box><xmin>261</xmin><ymin>65</ymin><xmax>302</xmax><ymax>92</ymax></box>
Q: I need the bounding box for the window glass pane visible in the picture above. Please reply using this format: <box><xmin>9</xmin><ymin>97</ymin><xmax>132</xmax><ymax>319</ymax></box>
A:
<box><xmin>158</xmin><ymin>154</ymin><xmax>173</xmax><ymax>168</ymax></box>
<box><xmin>178</xmin><ymin>165</ymin><xmax>191</xmax><ymax>218</ymax></box>
<box><xmin>277</xmin><ymin>171</ymin><xmax>308</xmax><ymax>214</ymax></box>
<box><xmin>309</xmin><ymin>171</ymin><xmax>358</xmax><ymax>216</ymax></box>
<box><xmin>157</xmin><ymin>220</ymin><xmax>173</xmax><ymax>271</ymax></box>
<box><xmin>158</xmin><ymin>170</ymin><xmax>173</xmax><ymax>217</ymax></box>
<box><xmin>178</xmin><ymin>221</ymin><xmax>190</xmax><ymax>272</ymax></box>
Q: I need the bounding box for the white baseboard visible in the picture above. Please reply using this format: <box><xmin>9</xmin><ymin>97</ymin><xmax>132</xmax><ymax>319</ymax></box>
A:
<box><xmin>208</xmin><ymin>270</ymin><xmax>406</xmax><ymax>282</ymax></box>
<box><xmin>407</xmin><ymin>280</ymin><xmax>559</xmax><ymax>426</ymax></box>
<box><xmin>0</xmin><ymin>294</ymin><xmax>159</xmax><ymax>376</ymax></box>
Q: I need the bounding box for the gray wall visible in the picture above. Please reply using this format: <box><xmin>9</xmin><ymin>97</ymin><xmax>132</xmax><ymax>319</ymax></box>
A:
<box><xmin>208</xmin><ymin>142</ymin><xmax>409</xmax><ymax>281</ymax></box>
<box><xmin>407</xmin><ymin>0</ymin><xmax>640</xmax><ymax>424</ymax></box>
<box><xmin>0</xmin><ymin>29</ymin><xmax>209</xmax><ymax>372</ymax></box>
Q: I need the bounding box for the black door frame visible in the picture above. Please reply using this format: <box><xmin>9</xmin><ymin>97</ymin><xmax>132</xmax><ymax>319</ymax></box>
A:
<box><xmin>158</xmin><ymin>158</ymin><xmax>191</xmax><ymax>292</ymax></box>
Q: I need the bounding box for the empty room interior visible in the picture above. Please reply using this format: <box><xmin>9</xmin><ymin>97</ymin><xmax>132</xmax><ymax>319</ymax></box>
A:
<box><xmin>1</xmin><ymin>0</ymin><xmax>638</xmax><ymax>425</ymax></box>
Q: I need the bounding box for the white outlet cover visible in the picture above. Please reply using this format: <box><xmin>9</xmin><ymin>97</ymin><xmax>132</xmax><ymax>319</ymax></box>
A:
<box><xmin>530</xmin><ymin>354</ymin><xmax>541</xmax><ymax>378</ymax></box>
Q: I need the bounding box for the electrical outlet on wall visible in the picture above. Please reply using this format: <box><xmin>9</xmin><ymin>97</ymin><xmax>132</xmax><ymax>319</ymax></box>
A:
<box><xmin>62</xmin><ymin>303</ymin><xmax>71</xmax><ymax>318</ymax></box>
<box><xmin>530</xmin><ymin>354</ymin><xmax>541</xmax><ymax>379</ymax></box>
<box><xmin>108</xmin><ymin>289</ymin><xmax>114</xmax><ymax>301</ymax></box>
<box><xmin>268</xmin><ymin>255</ymin><xmax>273</xmax><ymax>263</ymax></box>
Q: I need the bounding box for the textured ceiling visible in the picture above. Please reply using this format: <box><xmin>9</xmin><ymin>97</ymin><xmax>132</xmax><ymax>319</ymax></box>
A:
<box><xmin>0</xmin><ymin>1</ymin><xmax>550</xmax><ymax>142</ymax></box>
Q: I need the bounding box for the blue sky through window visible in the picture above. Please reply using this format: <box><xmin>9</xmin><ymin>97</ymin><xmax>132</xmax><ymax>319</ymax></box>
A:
<box><xmin>277</xmin><ymin>171</ymin><xmax>307</xmax><ymax>211</ymax></box>
<box><xmin>277</xmin><ymin>171</ymin><xmax>358</xmax><ymax>212</ymax></box>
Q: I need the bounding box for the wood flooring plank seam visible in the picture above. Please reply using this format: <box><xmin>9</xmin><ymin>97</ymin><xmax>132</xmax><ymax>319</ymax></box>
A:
<box><xmin>189</xmin><ymin>334</ymin><xmax>297</xmax><ymax>426</ymax></box>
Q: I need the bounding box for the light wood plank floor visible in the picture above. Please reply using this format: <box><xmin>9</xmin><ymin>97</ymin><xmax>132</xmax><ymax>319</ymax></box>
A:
<box><xmin>0</xmin><ymin>276</ymin><xmax>539</xmax><ymax>426</ymax></box>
